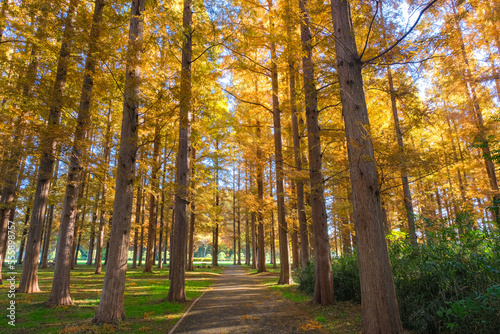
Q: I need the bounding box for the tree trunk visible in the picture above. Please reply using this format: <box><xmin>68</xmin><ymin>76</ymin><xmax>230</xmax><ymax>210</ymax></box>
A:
<box><xmin>145</xmin><ymin>121</ymin><xmax>161</xmax><ymax>273</ymax></box>
<box><xmin>299</xmin><ymin>0</ymin><xmax>331</xmax><ymax>299</ymax></box>
<box><xmin>245</xmin><ymin>213</ymin><xmax>250</xmax><ymax>266</ymax></box>
<box><xmin>269</xmin><ymin>161</ymin><xmax>277</xmax><ymax>268</ymax></box>
<box><xmin>95</xmin><ymin>109</ymin><xmax>113</xmax><ymax>275</ymax></box>
<box><xmin>237</xmin><ymin>166</ymin><xmax>241</xmax><ymax>265</ymax></box>
<box><xmin>17</xmin><ymin>208</ymin><xmax>30</xmax><ymax>264</ymax></box>
<box><xmin>74</xmin><ymin>232</ymin><xmax>82</xmax><ymax>265</ymax></box>
<box><xmin>286</xmin><ymin>0</ymin><xmax>309</xmax><ymax>270</ymax></box>
<box><xmin>92</xmin><ymin>0</ymin><xmax>145</xmax><ymax>323</ymax></box>
<box><xmin>256</xmin><ymin>123</ymin><xmax>266</xmax><ymax>272</ymax></box>
<box><xmin>158</xmin><ymin>144</ymin><xmax>168</xmax><ymax>269</ymax></box>
<box><xmin>387</xmin><ymin>67</ymin><xmax>417</xmax><ymax>246</ymax></box>
<box><xmin>233</xmin><ymin>164</ymin><xmax>237</xmax><ymax>266</ymax></box>
<box><xmin>453</xmin><ymin>2</ymin><xmax>499</xmax><ymax>224</ymax></box>
<box><xmin>40</xmin><ymin>167</ymin><xmax>57</xmax><ymax>269</ymax></box>
<box><xmin>212</xmin><ymin>140</ymin><xmax>220</xmax><ymax>267</ymax></box>
<box><xmin>139</xmin><ymin>204</ymin><xmax>145</xmax><ymax>266</ymax></box>
<box><xmin>87</xmin><ymin>215</ymin><xmax>96</xmax><ymax>266</ymax></box>
<box><xmin>187</xmin><ymin>139</ymin><xmax>196</xmax><ymax>271</ymax></box>
<box><xmin>330</xmin><ymin>0</ymin><xmax>403</xmax><ymax>330</ymax></box>
<box><xmin>18</xmin><ymin>5</ymin><xmax>72</xmax><ymax>293</ymax></box>
<box><xmin>267</xmin><ymin>0</ymin><xmax>291</xmax><ymax>284</ymax></box>
<box><xmin>167</xmin><ymin>0</ymin><xmax>192</xmax><ymax>303</ymax></box>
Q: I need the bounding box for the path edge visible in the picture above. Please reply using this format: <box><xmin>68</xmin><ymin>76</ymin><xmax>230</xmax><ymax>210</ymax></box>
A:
<box><xmin>167</xmin><ymin>287</ymin><xmax>210</xmax><ymax>334</ymax></box>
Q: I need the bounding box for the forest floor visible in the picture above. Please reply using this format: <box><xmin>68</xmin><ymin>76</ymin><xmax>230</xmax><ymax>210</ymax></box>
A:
<box><xmin>171</xmin><ymin>265</ymin><xmax>361</xmax><ymax>334</ymax></box>
<box><xmin>0</xmin><ymin>263</ymin><xmax>361</xmax><ymax>333</ymax></box>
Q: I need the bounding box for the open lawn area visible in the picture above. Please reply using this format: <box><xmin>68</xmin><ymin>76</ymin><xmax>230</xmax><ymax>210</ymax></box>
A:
<box><xmin>0</xmin><ymin>264</ymin><xmax>218</xmax><ymax>334</ymax></box>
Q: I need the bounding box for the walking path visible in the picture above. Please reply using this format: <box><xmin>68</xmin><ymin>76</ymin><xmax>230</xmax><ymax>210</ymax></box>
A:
<box><xmin>170</xmin><ymin>265</ymin><xmax>327</xmax><ymax>333</ymax></box>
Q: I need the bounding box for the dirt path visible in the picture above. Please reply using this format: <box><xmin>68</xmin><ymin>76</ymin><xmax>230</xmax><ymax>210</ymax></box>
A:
<box><xmin>170</xmin><ymin>265</ymin><xmax>327</xmax><ymax>333</ymax></box>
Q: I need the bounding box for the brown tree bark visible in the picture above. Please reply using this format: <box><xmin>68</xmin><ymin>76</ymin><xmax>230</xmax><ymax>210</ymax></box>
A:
<box><xmin>387</xmin><ymin>67</ymin><xmax>417</xmax><ymax>246</ymax></box>
<box><xmin>256</xmin><ymin>123</ymin><xmax>267</xmax><ymax>272</ymax></box>
<box><xmin>299</xmin><ymin>0</ymin><xmax>332</xmax><ymax>302</ymax></box>
<box><xmin>286</xmin><ymin>0</ymin><xmax>309</xmax><ymax>270</ymax></box>
<box><xmin>17</xmin><ymin>208</ymin><xmax>30</xmax><ymax>264</ymax></box>
<box><xmin>144</xmin><ymin>121</ymin><xmax>161</xmax><ymax>273</ymax></box>
<box><xmin>92</xmin><ymin>0</ymin><xmax>145</xmax><ymax>323</ymax></box>
<box><xmin>95</xmin><ymin>109</ymin><xmax>113</xmax><ymax>274</ymax></box>
<box><xmin>187</xmin><ymin>143</ymin><xmax>196</xmax><ymax>271</ymax></box>
<box><xmin>330</xmin><ymin>0</ymin><xmax>403</xmax><ymax>330</ymax></box>
<box><xmin>167</xmin><ymin>0</ymin><xmax>192</xmax><ymax>302</ymax></box>
<box><xmin>17</xmin><ymin>4</ymin><xmax>73</xmax><ymax>293</ymax></box>
<box><xmin>158</xmin><ymin>143</ymin><xmax>168</xmax><ymax>269</ymax></box>
<box><xmin>453</xmin><ymin>2</ymin><xmax>499</xmax><ymax>224</ymax></box>
<box><xmin>267</xmin><ymin>0</ymin><xmax>292</xmax><ymax>284</ymax></box>
<box><xmin>237</xmin><ymin>165</ymin><xmax>241</xmax><ymax>265</ymax></box>
<box><xmin>212</xmin><ymin>141</ymin><xmax>220</xmax><ymax>267</ymax></box>
<box><xmin>71</xmin><ymin>170</ymin><xmax>89</xmax><ymax>270</ymax></box>
<box><xmin>245</xmin><ymin>213</ymin><xmax>250</xmax><ymax>266</ymax></box>
<box><xmin>269</xmin><ymin>161</ymin><xmax>277</xmax><ymax>268</ymax></box>
<box><xmin>233</xmin><ymin>164</ymin><xmax>237</xmax><ymax>266</ymax></box>
<box><xmin>40</xmin><ymin>159</ymin><xmax>60</xmax><ymax>269</ymax></box>
<box><xmin>87</xmin><ymin>212</ymin><xmax>97</xmax><ymax>266</ymax></box>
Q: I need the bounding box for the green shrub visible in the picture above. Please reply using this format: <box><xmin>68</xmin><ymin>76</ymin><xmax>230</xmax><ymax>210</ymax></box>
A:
<box><xmin>297</xmin><ymin>261</ymin><xmax>315</xmax><ymax>294</ymax></box>
<box><xmin>331</xmin><ymin>254</ymin><xmax>361</xmax><ymax>303</ymax></box>
<box><xmin>302</xmin><ymin>212</ymin><xmax>500</xmax><ymax>333</ymax></box>
<box><xmin>437</xmin><ymin>285</ymin><xmax>500</xmax><ymax>333</ymax></box>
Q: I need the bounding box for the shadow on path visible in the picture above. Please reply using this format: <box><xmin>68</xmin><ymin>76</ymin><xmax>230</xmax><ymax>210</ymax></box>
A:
<box><xmin>171</xmin><ymin>265</ymin><xmax>326</xmax><ymax>333</ymax></box>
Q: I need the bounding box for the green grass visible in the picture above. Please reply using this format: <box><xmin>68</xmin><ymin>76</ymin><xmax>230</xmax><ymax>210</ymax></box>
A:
<box><xmin>0</xmin><ymin>264</ymin><xmax>215</xmax><ymax>333</ymax></box>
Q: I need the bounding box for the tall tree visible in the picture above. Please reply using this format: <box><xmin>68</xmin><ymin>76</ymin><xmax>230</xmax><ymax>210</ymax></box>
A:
<box><xmin>256</xmin><ymin>123</ymin><xmax>266</xmax><ymax>272</ymax></box>
<box><xmin>330</xmin><ymin>0</ymin><xmax>403</xmax><ymax>331</ymax></box>
<box><xmin>48</xmin><ymin>0</ymin><xmax>104</xmax><ymax>305</ymax></box>
<box><xmin>144</xmin><ymin>120</ymin><xmax>161</xmax><ymax>273</ymax></box>
<box><xmin>167</xmin><ymin>0</ymin><xmax>192</xmax><ymax>302</ymax></box>
<box><xmin>299</xmin><ymin>0</ymin><xmax>333</xmax><ymax>303</ymax></box>
<box><xmin>285</xmin><ymin>0</ymin><xmax>309</xmax><ymax>267</ymax></box>
<box><xmin>92</xmin><ymin>0</ymin><xmax>145</xmax><ymax>323</ymax></box>
<box><xmin>17</xmin><ymin>2</ymin><xmax>72</xmax><ymax>293</ymax></box>
<box><xmin>267</xmin><ymin>0</ymin><xmax>292</xmax><ymax>285</ymax></box>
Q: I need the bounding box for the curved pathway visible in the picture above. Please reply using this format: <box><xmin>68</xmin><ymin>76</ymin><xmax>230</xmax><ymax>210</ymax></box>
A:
<box><xmin>170</xmin><ymin>265</ymin><xmax>326</xmax><ymax>333</ymax></box>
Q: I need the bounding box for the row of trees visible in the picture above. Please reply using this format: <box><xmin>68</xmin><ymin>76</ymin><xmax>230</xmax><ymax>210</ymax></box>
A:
<box><xmin>0</xmin><ymin>0</ymin><xmax>499</xmax><ymax>331</ymax></box>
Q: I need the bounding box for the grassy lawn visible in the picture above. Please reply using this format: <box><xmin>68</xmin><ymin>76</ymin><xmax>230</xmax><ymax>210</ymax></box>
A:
<box><xmin>0</xmin><ymin>264</ymin><xmax>218</xmax><ymax>334</ymax></box>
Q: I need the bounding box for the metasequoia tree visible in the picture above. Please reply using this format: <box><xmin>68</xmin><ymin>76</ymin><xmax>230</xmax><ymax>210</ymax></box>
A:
<box><xmin>451</xmin><ymin>1</ymin><xmax>499</xmax><ymax>223</ymax></box>
<box><xmin>330</xmin><ymin>0</ymin><xmax>402</xmax><ymax>331</ymax></box>
<box><xmin>267</xmin><ymin>0</ymin><xmax>292</xmax><ymax>285</ymax></box>
<box><xmin>48</xmin><ymin>0</ymin><xmax>104</xmax><ymax>305</ymax></box>
<box><xmin>18</xmin><ymin>2</ymin><xmax>73</xmax><ymax>293</ymax></box>
<box><xmin>387</xmin><ymin>65</ymin><xmax>417</xmax><ymax>246</ymax></box>
<box><xmin>144</xmin><ymin>120</ymin><xmax>161</xmax><ymax>273</ymax></box>
<box><xmin>92</xmin><ymin>0</ymin><xmax>145</xmax><ymax>323</ymax></box>
<box><xmin>299</xmin><ymin>0</ymin><xmax>333</xmax><ymax>303</ymax></box>
<box><xmin>285</xmin><ymin>0</ymin><xmax>309</xmax><ymax>268</ymax></box>
<box><xmin>167</xmin><ymin>0</ymin><xmax>192</xmax><ymax>303</ymax></box>
<box><xmin>256</xmin><ymin>122</ymin><xmax>266</xmax><ymax>272</ymax></box>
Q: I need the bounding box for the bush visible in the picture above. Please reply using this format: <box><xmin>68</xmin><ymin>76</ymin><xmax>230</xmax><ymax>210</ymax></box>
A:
<box><xmin>331</xmin><ymin>254</ymin><xmax>361</xmax><ymax>303</ymax></box>
<box><xmin>301</xmin><ymin>212</ymin><xmax>500</xmax><ymax>333</ymax></box>
<box><xmin>297</xmin><ymin>261</ymin><xmax>315</xmax><ymax>294</ymax></box>
<box><xmin>437</xmin><ymin>285</ymin><xmax>500</xmax><ymax>333</ymax></box>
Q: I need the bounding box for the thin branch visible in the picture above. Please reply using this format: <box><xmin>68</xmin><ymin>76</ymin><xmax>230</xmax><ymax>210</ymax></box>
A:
<box><xmin>223</xmin><ymin>44</ymin><xmax>271</xmax><ymax>73</ymax></box>
<box><xmin>191</xmin><ymin>28</ymin><xmax>237</xmax><ymax>63</ymax></box>
<box><xmin>317</xmin><ymin>81</ymin><xmax>339</xmax><ymax>92</ymax></box>
<box><xmin>103</xmin><ymin>61</ymin><xmax>124</xmax><ymax>97</ymax></box>
<box><xmin>362</xmin><ymin>0</ymin><xmax>439</xmax><ymax>64</ymax></box>
<box><xmin>359</xmin><ymin>0</ymin><xmax>380</xmax><ymax>60</ymax></box>
<box><xmin>222</xmin><ymin>87</ymin><xmax>272</xmax><ymax>113</ymax></box>
<box><xmin>318</xmin><ymin>102</ymin><xmax>341</xmax><ymax>113</ymax></box>
<box><xmin>377</xmin><ymin>54</ymin><xmax>445</xmax><ymax>66</ymax></box>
